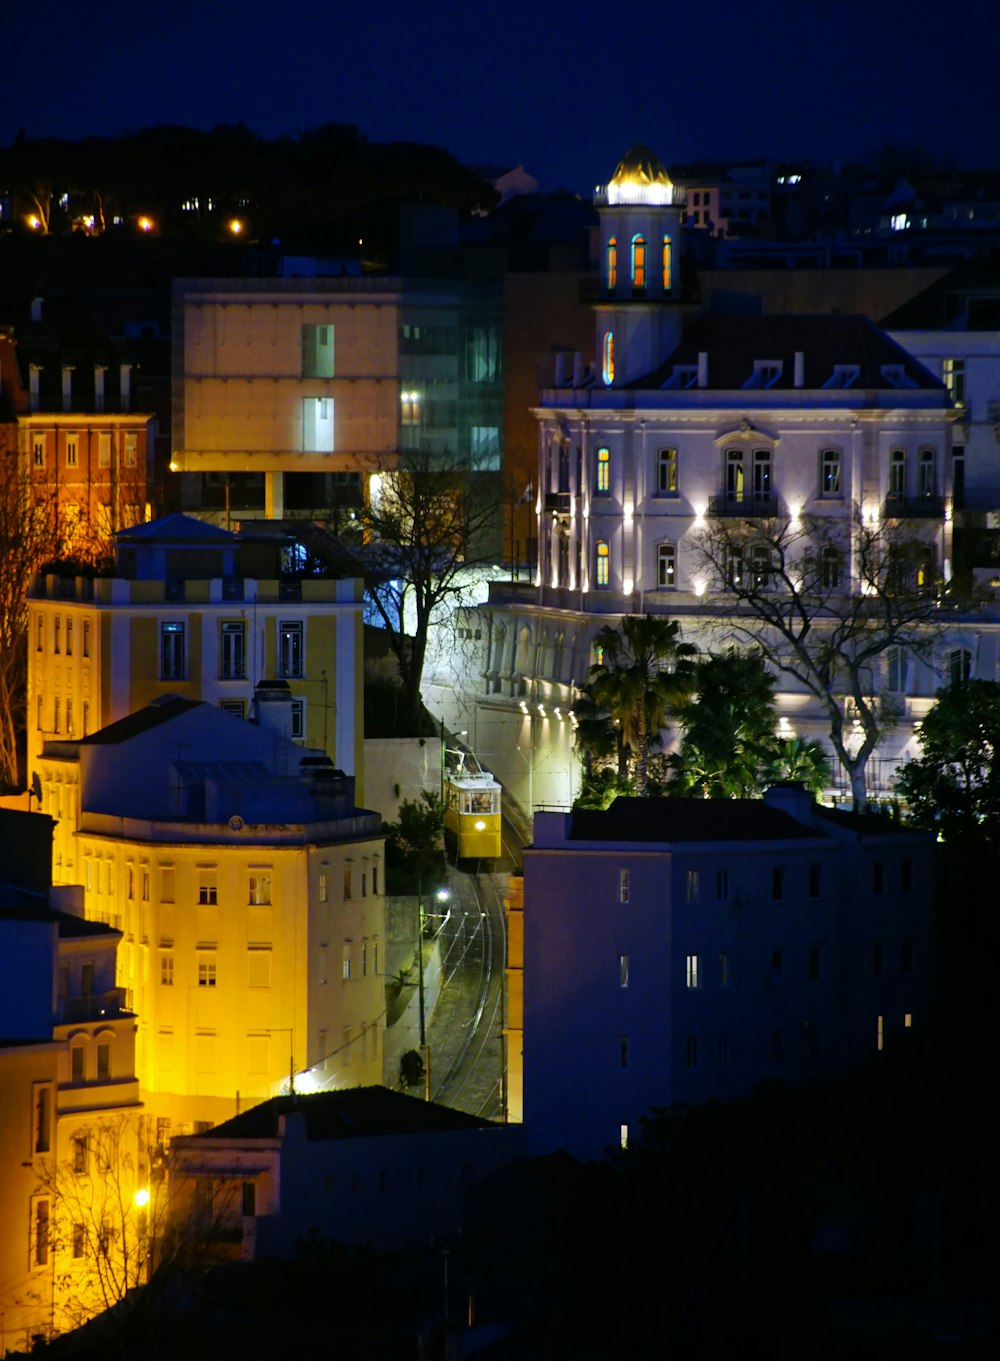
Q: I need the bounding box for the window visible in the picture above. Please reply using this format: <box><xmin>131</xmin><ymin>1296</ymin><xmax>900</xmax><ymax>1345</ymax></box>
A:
<box><xmin>198</xmin><ymin>872</ymin><xmax>218</xmax><ymax>905</ymax></box>
<box><xmin>949</xmin><ymin>648</ymin><xmax>972</xmax><ymax>685</ymax></box>
<box><xmin>36</xmin><ymin>616</ymin><xmax>43</xmax><ymax>652</ymax></box>
<box><xmin>160</xmin><ymin>953</ymin><xmax>174</xmax><ymax>986</ymax></box>
<box><xmin>631</xmin><ymin>234</ymin><xmax>646</xmax><ymax>288</ymax></box>
<box><xmin>772</xmin><ymin>866</ymin><xmax>785</xmax><ymax>901</ymax></box>
<box><xmin>942</xmin><ymin>357</ymin><xmax>965</xmax><ymax>406</ymax></box>
<box><xmin>877</xmin><ymin>1014</ymin><xmax>884</xmax><ymax>1052</ymax></box>
<box><xmin>619</xmin><ymin>953</ymin><xmax>629</xmax><ymax>988</ymax></box>
<box><xmin>662</xmin><ymin>235</ymin><xmax>673</xmax><ymax>289</ymax></box>
<box><xmin>302</xmin><ymin>323</ymin><xmax>335</xmax><ymax>378</ymax></box>
<box><xmin>725</xmin><ymin>448</ymin><xmax>744</xmax><ymax>503</ymax></box>
<box><xmin>198</xmin><ymin>956</ymin><xmax>217</xmax><ymax>988</ymax></box>
<box><xmin>952</xmin><ymin>445</ymin><xmax>965</xmax><ymax>508</ymax></box>
<box><xmin>290</xmin><ymin>698</ymin><xmax>305</xmax><ymax>740</ymax></box>
<box><xmin>97</xmin><ymin>1043</ymin><xmax>110</xmax><ymax>1080</ymax></box>
<box><xmin>372</xmin><ymin>864</ymin><xmax>379</xmax><ymax>896</ymax></box>
<box><xmin>596</xmin><ymin>445</ymin><xmax>610</xmax><ymax>495</ymax></box>
<box><xmin>888</xmin><ymin>449</ymin><xmax>906</xmax><ymax>499</ymax></box>
<box><xmin>124</xmin><ymin>432</ymin><xmax>137</xmax><ymax>467</ymax></box>
<box><xmin>302</xmin><ymin>397</ymin><xmax>334</xmax><ymax>452</ymax></box>
<box><xmin>161</xmin><ymin>865</ymin><xmax>176</xmax><ymax>903</ymax></box>
<box><xmin>73</xmin><ymin>1224</ymin><xmax>86</xmax><ymax>1259</ymax></box>
<box><xmin>66</xmin><ymin>435</ymin><xmax>78</xmax><ymax>467</ymax></box>
<box><xmin>71</xmin><ymin>1046</ymin><xmax>85</xmax><ymax>1082</ymax></box>
<box><xmin>918</xmin><ymin>448</ymin><xmax>935</xmax><ymax>498</ymax></box>
<box><xmin>35</xmin><ymin>1086</ymin><xmax>52</xmax><ymax>1153</ymax></box>
<box><xmin>248</xmin><ymin>874</ymin><xmax>272</xmax><ymax>905</ymax></box>
<box><xmin>35</xmin><ymin>1200</ymin><xmax>50</xmax><ymax>1266</ymax></box>
<box><xmin>606</xmin><ymin>235</ymin><xmax>617</xmax><ymax>289</ymax></box>
<box><xmin>717</xmin><ymin>868</ymin><xmax>730</xmax><ymax>902</ymax></box>
<box><xmin>686</xmin><ymin>869</ymin><xmax>700</xmax><ymax>903</ymax></box>
<box><xmin>820</xmin><ymin>448</ymin><xmax>840</xmax><ymax>496</ymax></box>
<box><xmin>342</xmin><ymin>944</ymin><xmax>352</xmax><ymax>981</ymax></box>
<box><xmin>160</xmin><ymin>623</ymin><xmax>185</xmax><ymax>680</ymax></box>
<box><xmin>361</xmin><ymin>940</ymin><xmax>368</xmax><ymax>975</ymax></box>
<box><xmin>685</xmin><ymin>1036</ymin><xmax>699</xmax><ymax>1071</ymax></box>
<box><xmin>242</xmin><ymin>1182</ymin><xmax>257</xmax><ymax>1217</ymax></box>
<box><xmin>470</xmin><ymin>425</ymin><xmax>500</xmax><ymax>471</ymax></box>
<box><xmin>686</xmin><ymin>954</ymin><xmax>701</xmax><ymax>989</ymax></box>
<box><xmin>66</xmin><ymin>618</ymin><xmax>73</xmax><ymax>656</ymax></box>
<box><xmin>279</xmin><ymin>621</ymin><xmax>303</xmax><ymax>678</ymax></box>
<box><xmin>54</xmin><ymin>617</ymin><xmax>61</xmax><ymax>654</ymax></box>
<box><xmin>657</xmin><ymin>448</ymin><xmax>678</xmax><ymax>495</ymax></box>
<box><xmin>99</xmin><ymin>433</ymin><xmax>111</xmax><ymax>468</ymax></box>
<box><xmin>618</xmin><ymin>869</ymin><xmax>630</xmax><ymax>904</ymax></box>
<box><xmin>53</xmin><ymin>697</ymin><xmax>61</xmax><ymax>734</ymax></box>
<box><xmin>319</xmin><ymin>872</ymin><xmax>328</xmax><ymax>903</ymax></box>
<box><xmin>33</xmin><ymin>437</ymin><xmax>45</xmax><ymax>468</ymax></box>
<box><xmin>401</xmin><ymin>389</ymin><xmax>421</xmax><ymax>424</ymax></box>
<box><xmin>595</xmin><ymin>540</ymin><xmax>610</xmax><ymax>588</ymax></box>
<box><xmin>602</xmin><ymin>332</ymin><xmax>614</xmax><ymax>385</ymax></box>
<box><xmin>750</xmin><ymin>544</ymin><xmax>771</xmax><ymax>589</ymax></box>
<box><xmin>657</xmin><ymin>542</ymin><xmax>676</xmax><ymax>589</ymax></box>
<box><xmin>83</xmin><ymin>620</ymin><xmax>91</xmax><ymax>657</ymax></box>
<box><xmin>886</xmin><ymin>646</ymin><xmax>908</xmax><ymax>693</ymax></box>
<box><xmin>719</xmin><ymin>951</ymin><xmax>730</xmax><ymax>988</ymax></box>
<box><xmin>343</xmin><ymin>866</ymin><xmax>353</xmax><ymax>900</ymax></box>
<box><xmin>752</xmin><ymin>448</ymin><xmax>771</xmax><ymax>503</ymax></box>
<box><xmin>819</xmin><ymin>546</ymin><xmax>842</xmax><ymax>590</ymax></box>
<box><xmin>221</xmin><ymin>621</ymin><xmax>245</xmax><ymax>680</ymax></box>
<box><xmin>466</xmin><ymin>326</ymin><xmax>501</xmax><ymax>383</ymax></box>
<box><xmin>809</xmin><ymin>945</ymin><xmax>821</xmax><ymax>981</ymax></box>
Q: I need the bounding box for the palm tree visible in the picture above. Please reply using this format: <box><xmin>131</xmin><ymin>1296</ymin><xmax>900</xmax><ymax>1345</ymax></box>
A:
<box><xmin>670</xmin><ymin>649</ymin><xmax>781</xmax><ymax>798</ymax></box>
<box><xmin>584</xmin><ymin>616</ymin><xmax>696</xmax><ymax>796</ymax></box>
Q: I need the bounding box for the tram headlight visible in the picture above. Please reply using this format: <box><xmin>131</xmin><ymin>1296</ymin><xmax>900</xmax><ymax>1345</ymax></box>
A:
<box><xmin>474</xmin><ymin>820</ymin><xmax>486</xmax><ymax>831</ymax></box>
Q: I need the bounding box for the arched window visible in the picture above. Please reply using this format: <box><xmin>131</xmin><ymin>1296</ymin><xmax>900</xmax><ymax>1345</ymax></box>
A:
<box><xmin>889</xmin><ymin>449</ymin><xmax>906</xmax><ymax>499</ymax></box>
<box><xmin>602</xmin><ymin>332</ymin><xmax>615</xmax><ymax>385</ymax></box>
<box><xmin>657</xmin><ymin>542</ymin><xmax>676</xmax><ymax>589</ymax></box>
<box><xmin>596</xmin><ymin>446</ymin><xmax>611</xmax><ymax>495</ymax></box>
<box><xmin>919</xmin><ymin>448</ymin><xmax>935</xmax><ymax>498</ymax></box>
<box><xmin>596</xmin><ymin>540</ymin><xmax>610</xmax><ymax>588</ymax></box>
<box><xmin>606</xmin><ymin>236</ymin><xmax>618</xmax><ymax>289</ymax></box>
<box><xmin>631</xmin><ymin>235</ymin><xmax>646</xmax><ymax>289</ymax></box>
<box><xmin>662</xmin><ymin>236</ymin><xmax>673</xmax><ymax>290</ymax></box>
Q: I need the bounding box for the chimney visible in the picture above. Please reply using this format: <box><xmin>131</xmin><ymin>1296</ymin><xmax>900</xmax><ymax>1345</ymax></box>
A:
<box><xmin>553</xmin><ymin>352</ymin><xmax>570</xmax><ymax>387</ymax></box>
<box><xmin>572</xmin><ymin>351</ymin><xmax>585</xmax><ymax>387</ymax></box>
<box><xmin>30</xmin><ymin>296</ymin><xmax>43</xmax><ymax>323</ymax></box>
<box><xmin>94</xmin><ymin>365</ymin><xmax>106</xmax><ymax>412</ymax></box>
<box><xmin>120</xmin><ymin>363</ymin><xmax>132</xmax><ymax>412</ymax></box>
<box><xmin>697</xmin><ymin>351</ymin><xmax>709</xmax><ymax>388</ymax></box>
<box><xmin>29</xmin><ymin>364</ymin><xmax>42</xmax><ymax>411</ymax></box>
<box><xmin>793</xmin><ymin>351</ymin><xmax>805</xmax><ymax>388</ymax></box>
<box><xmin>61</xmin><ymin>365</ymin><xmax>74</xmax><ymax>412</ymax></box>
<box><xmin>250</xmin><ymin>679</ymin><xmax>294</xmax><ymax>745</ymax></box>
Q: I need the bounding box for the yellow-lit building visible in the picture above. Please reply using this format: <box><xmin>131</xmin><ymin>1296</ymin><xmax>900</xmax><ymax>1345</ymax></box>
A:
<box><xmin>39</xmin><ymin>697</ymin><xmax>385</xmax><ymax>1130</ymax></box>
<box><xmin>28</xmin><ymin>514</ymin><xmax>366</xmax><ymax>884</ymax></box>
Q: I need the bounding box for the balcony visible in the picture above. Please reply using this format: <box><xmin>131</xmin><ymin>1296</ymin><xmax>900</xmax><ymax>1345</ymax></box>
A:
<box><xmin>61</xmin><ymin>987</ymin><xmax>129</xmax><ymax>1023</ymax></box>
<box><xmin>708</xmin><ymin>492</ymin><xmax>779</xmax><ymax>518</ymax></box>
<box><xmin>883</xmin><ymin>494</ymin><xmax>945</xmax><ymax>520</ymax></box>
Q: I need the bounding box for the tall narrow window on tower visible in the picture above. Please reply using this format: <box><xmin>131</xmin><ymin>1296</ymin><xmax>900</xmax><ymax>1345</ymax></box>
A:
<box><xmin>596</xmin><ymin>540</ymin><xmax>610</xmax><ymax>588</ymax></box>
<box><xmin>596</xmin><ymin>446</ymin><xmax>611</xmax><ymax>495</ymax></box>
<box><xmin>631</xmin><ymin>235</ymin><xmax>646</xmax><ymax>288</ymax></box>
<box><xmin>662</xmin><ymin>236</ymin><xmax>672</xmax><ymax>289</ymax></box>
<box><xmin>606</xmin><ymin>236</ymin><xmax>618</xmax><ymax>289</ymax></box>
<box><xmin>603</xmin><ymin>332</ymin><xmax>615</xmax><ymax>385</ymax></box>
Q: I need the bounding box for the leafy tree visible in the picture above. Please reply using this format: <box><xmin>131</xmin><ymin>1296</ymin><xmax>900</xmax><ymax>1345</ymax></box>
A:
<box><xmin>382</xmin><ymin>791</ymin><xmax>446</xmax><ymax>894</ymax></box>
<box><xmin>578</xmin><ymin>615</ymin><xmax>696</xmax><ymax>797</ymax></box>
<box><xmin>894</xmin><ymin>679</ymin><xmax>1000</xmax><ymax>848</ymax></box>
<box><xmin>362</xmin><ymin>448</ymin><xmax>500</xmax><ymax>730</ymax></box>
<box><xmin>692</xmin><ymin>507</ymin><xmax>960</xmax><ymax>810</ymax></box>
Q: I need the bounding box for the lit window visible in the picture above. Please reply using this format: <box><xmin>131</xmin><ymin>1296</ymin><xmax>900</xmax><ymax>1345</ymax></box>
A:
<box><xmin>820</xmin><ymin>449</ymin><xmax>840</xmax><ymax>496</ymax></box>
<box><xmin>942</xmin><ymin>358</ymin><xmax>965</xmax><ymax>406</ymax></box>
<box><xmin>606</xmin><ymin>235</ymin><xmax>617</xmax><ymax>289</ymax></box>
<box><xmin>279</xmin><ymin>621</ymin><xmax>303</xmax><ymax>678</ymax></box>
<box><xmin>595</xmin><ymin>540</ymin><xmax>610</xmax><ymax>588</ymax></box>
<box><xmin>662</xmin><ymin>235</ymin><xmax>672</xmax><ymax>290</ymax></box>
<box><xmin>302</xmin><ymin>397</ymin><xmax>334</xmax><ymax>452</ymax></box>
<box><xmin>302</xmin><ymin>323</ymin><xmax>334</xmax><ymax>378</ymax></box>
<box><xmin>657</xmin><ymin>543</ymin><xmax>676</xmax><ymax>589</ymax></box>
<box><xmin>602</xmin><ymin>332</ymin><xmax>615</xmax><ymax>385</ymax></box>
<box><xmin>685</xmin><ymin>954</ymin><xmax>701</xmax><ymax>989</ymax></box>
<box><xmin>160</xmin><ymin>622</ymin><xmax>185</xmax><ymax>680</ymax></box>
<box><xmin>725</xmin><ymin>448</ymin><xmax>744</xmax><ymax>503</ymax></box>
<box><xmin>876</xmin><ymin>1014</ymin><xmax>884</xmax><ymax>1051</ymax></box>
<box><xmin>631</xmin><ymin>234</ymin><xmax>646</xmax><ymax>288</ymax></box>
<box><xmin>343</xmin><ymin>944</ymin><xmax>352</xmax><ymax>981</ymax></box>
<box><xmin>319</xmin><ymin>871</ymin><xmax>328</xmax><ymax>903</ymax></box>
<box><xmin>596</xmin><ymin>445</ymin><xmax>610</xmax><ymax>494</ymax></box>
<box><xmin>66</xmin><ymin>435</ymin><xmax>78</xmax><ymax>467</ymax></box>
<box><xmin>98</xmin><ymin>433</ymin><xmax>111</xmax><ymax>468</ymax></box>
<box><xmin>33</xmin><ymin>437</ymin><xmax>45</xmax><ymax>468</ymax></box>
<box><xmin>620</xmin><ymin>1123</ymin><xmax>629</xmax><ymax>1150</ymax></box>
<box><xmin>657</xmin><ymin>448</ymin><xmax>678</xmax><ymax>495</ymax></box>
<box><xmin>248</xmin><ymin>874</ymin><xmax>271</xmax><ymax>906</ymax></box>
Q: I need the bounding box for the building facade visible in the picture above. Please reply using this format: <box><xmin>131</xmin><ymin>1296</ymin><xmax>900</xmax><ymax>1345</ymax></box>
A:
<box><xmin>523</xmin><ymin>785</ymin><xmax>935</xmax><ymax>1161</ymax></box>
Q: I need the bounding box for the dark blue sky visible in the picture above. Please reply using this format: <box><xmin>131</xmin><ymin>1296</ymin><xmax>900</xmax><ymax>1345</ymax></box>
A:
<box><xmin>4</xmin><ymin>0</ymin><xmax>996</xmax><ymax>195</ymax></box>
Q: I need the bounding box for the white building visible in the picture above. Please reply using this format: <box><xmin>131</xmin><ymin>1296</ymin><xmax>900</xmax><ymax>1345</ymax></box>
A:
<box><xmin>523</xmin><ymin>785</ymin><xmax>935</xmax><ymax>1161</ymax></box>
<box><xmin>433</xmin><ymin>147</ymin><xmax>1000</xmax><ymax>810</ymax></box>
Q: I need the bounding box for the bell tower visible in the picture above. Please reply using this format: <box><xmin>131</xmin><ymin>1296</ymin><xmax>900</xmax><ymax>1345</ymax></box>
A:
<box><xmin>594</xmin><ymin>145</ymin><xmax>687</xmax><ymax>387</ymax></box>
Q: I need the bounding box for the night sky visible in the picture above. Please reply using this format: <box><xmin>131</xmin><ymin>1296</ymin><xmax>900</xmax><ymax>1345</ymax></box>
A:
<box><xmin>4</xmin><ymin>0</ymin><xmax>997</xmax><ymax>195</ymax></box>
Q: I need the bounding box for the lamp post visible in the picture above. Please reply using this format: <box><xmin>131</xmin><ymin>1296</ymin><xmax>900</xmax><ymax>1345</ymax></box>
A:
<box><xmin>416</xmin><ymin>873</ymin><xmax>430</xmax><ymax>1101</ymax></box>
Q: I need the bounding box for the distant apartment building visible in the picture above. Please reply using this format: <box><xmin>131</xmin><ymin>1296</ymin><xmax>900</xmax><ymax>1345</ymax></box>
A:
<box><xmin>28</xmin><ymin>513</ymin><xmax>365</xmax><ymax>883</ymax></box>
<box><xmin>523</xmin><ymin>786</ymin><xmax>935</xmax><ymax>1161</ymax></box>
<box><xmin>37</xmin><ymin>697</ymin><xmax>385</xmax><ymax>1129</ymax></box>
<box><xmin>171</xmin><ymin>275</ymin><xmax>504</xmax><ymax>528</ymax></box>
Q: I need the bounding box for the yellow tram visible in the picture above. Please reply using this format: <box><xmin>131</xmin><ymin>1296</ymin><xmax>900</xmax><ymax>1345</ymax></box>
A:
<box><xmin>443</xmin><ymin>749</ymin><xmax>502</xmax><ymax>860</ymax></box>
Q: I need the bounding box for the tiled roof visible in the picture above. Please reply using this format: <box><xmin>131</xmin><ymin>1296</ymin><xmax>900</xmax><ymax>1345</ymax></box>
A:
<box><xmin>190</xmin><ymin>1086</ymin><xmax>497</xmax><ymax>1142</ymax></box>
<box><xmin>637</xmin><ymin>313</ymin><xmax>945</xmax><ymax>392</ymax></box>
<box><xmin>114</xmin><ymin>513</ymin><xmax>236</xmax><ymax>544</ymax></box>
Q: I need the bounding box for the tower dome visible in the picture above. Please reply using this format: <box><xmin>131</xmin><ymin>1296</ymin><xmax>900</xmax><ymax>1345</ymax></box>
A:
<box><xmin>598</xmin><ymin>145</ymin><xmax>678</xmax><ymax>206</ymax></box>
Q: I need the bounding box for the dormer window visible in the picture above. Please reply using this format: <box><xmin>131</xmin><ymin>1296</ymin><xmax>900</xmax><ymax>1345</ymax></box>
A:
<box><xmin>743</xmin><ymin>361</ymin><xmax>782</xmax><ymax>390</ymax></box>
<box><xmin>824</xmin><ymin>364</ymin><xmax>860</xmax><ymax>389</ymax></box>
<box><xmin>661</xmin><ymin>365</ymin><xmax>697</xmax><ymax>390</ymax></box>
<box><xmin>881</xmin><ymin>364</ymin><xmax>917</xmax><ymax>389</ymax></box>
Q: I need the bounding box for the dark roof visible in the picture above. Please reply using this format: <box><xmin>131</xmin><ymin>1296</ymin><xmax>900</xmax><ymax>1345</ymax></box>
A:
<box><xmin>811</xmin><ymin>805</ymin><xmax>925</xmax><ymax>838</ymax></box>
<box><xmin>638</xmin><ymin>313</ymin><xmax>945</xmax><ymax>392</ymax></box>
<box><xmin>880</xmin><ymin>260</ymin><xmax>1000</xmax><ymax>329</ymax></box>
<box><xmin>80</xmin><ymin>696</ymin><xmax>202</xmax><ymax>746</ymax></box>
<box><xmin>0</xmin><ymin>897</ymin><xmax>116</xmax><ymax>937</ymax></box>
<box><xmin>189</xmin><ymin>1086</ymin><xmax>498</xmax><ymax>1142</ymax></box>
<box><xmin>566</xmin><ymin>797</ymin><xmax>825</xmax><ymax>844</ymax></box>
<box><xmin>115</xmin><ymin>514</ymin><xmax>236</xmax><ymax>545</ymax></box>
<box><xmin>55</xmin><ymin>909</ymin><xmax>120</xmax><ymax>939</ymax></box>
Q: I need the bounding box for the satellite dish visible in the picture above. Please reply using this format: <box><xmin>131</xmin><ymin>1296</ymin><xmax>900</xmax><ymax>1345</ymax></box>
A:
<box><xmin>229</xmin><ymin>814</ymin><xmax>245</xmax><ymax>832</ymax></box>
